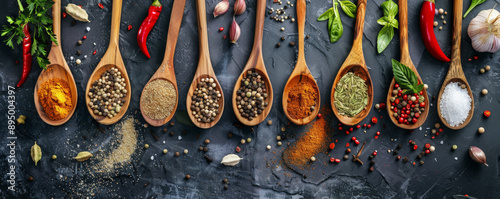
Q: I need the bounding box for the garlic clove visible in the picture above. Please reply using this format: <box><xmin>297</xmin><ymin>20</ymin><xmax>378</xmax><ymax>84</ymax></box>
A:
<box><xmin>230</xmin><ymin>17</ymin><xmax>241</xmax><ymax>43</ymax></box>
<box><xmin>469</xmin><ymin>146</ymin><xmax>488</xmax><ymax>166</ymax></box>
<box><xmin>213</xmin><ymin>0</ymin><xmax>230</xmax><ymax>18</ymax></box>
<box><xmin>234</xmin><ymin>0</ymin><xmax>246</xmax><ymax>16</ymax></box>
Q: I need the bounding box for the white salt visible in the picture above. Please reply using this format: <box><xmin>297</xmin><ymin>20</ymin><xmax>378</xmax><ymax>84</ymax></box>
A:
<box><xmin>439</xmin><ymin>82</ymin><xmax>472</xmax><ymax>127</ymax></box>
<box><xmin>178</xmin><ymin>135</ymin><xmax>182</xmax><ymax>140</ymax></box>
<box><xmin>86</xmin><ymin>27</ymin><xmax>91</xmax><ymax>32</ymax></box>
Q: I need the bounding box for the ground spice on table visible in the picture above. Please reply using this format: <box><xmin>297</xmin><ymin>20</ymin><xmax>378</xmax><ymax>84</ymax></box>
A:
<box><xmin>286</xmin><ymin>80</ymin><xmax>318</xmax><ymax>119</ymax></box>
<box><xmin>37</xmin><ymin>78</ymin><xmax>72</xmax><ymax>120</ymax></box>
<box><xmin>283</xmin><ymin>116</ymin><xmax>329</xmax><ymax>166</ymax></box>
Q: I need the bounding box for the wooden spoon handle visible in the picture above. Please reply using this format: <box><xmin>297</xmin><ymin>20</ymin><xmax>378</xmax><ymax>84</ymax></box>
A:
<box><xmin>296</xmin><ymin>0</ymin><xmax>306</xmax><ymax>63</ymax></box>
<box><xmin>451</xmin><ymin>0</ymin><xmax>462</xmax><ymax>69</ymax></box>
<box><xmin>163</xmin><ymin>0</ymin><xmax>187</xmax><ymax>65</ymax></box>
<box><xmin>110</xmin><ymin>0</ymin><xmax>123</xmax><ymax>47</ymax></box>
<box><xmin>398</xmin><ymin>0</ymin><xmax>411</xmax><ymax>66</ymax></box>
<box><xmin>250</xmin><ymin>0</ymin><xmax>266</xmax><ymax>54</ymax></box>
<box><xmin>196</xmin><ymin>0</ymin><xmax>210</xmax><ymax>63</ymax></box>
<box><xmin>52</xmin><ymin>0</ymin><xmax>61</xmax><ymax>45</ymax></box>
<box><xmin>353</xmin><ymin>0</ymin><xmax>367</xmax><ymax>49</ymax></box>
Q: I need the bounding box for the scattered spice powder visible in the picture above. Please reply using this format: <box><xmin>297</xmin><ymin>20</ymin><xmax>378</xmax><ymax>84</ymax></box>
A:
<box><xmin>286</xmin><ymin>80</ymin><xmax>318</xmax><ymax>119</ymax></box>
<box><xmin>141</xmin><ymin>79</ymin><xmax>177</xmax><ymax>120</ymax></box>
<box><xmin>37</xmin><ymin>78</ymin><xmax>72</xmax><ymax>120</ymax></box>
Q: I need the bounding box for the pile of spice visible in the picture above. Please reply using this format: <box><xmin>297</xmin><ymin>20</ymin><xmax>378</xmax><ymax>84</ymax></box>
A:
<box><xmin>389</xmin><ymin>84</ymin><xmax>426</xmax><ymax>124</ymax></box>
<box><xmin>286</xmin><ymin>80</ymin><xmax>318</xmax><ymax>119</ymax></box>
<box><xmin>87</xmin><ymin>67</ymin><xmax>128</xmax><ymax>118</ymax></box>
<box><xmin>334</xmin><ymin>72</ymin><xmax>368</xmax><ymax>117</ymax></box>
<box><xmin>37</xmin><ymin>78</ymin><xmax>73</xmax><ymax>120</ymax></box>
<box><xmin>439</xmin><ymin>82</ymin><xmax>472</xmax><ymax>127</ymax></box>
<box><xmin>283</xmin><ymin>116</ymin><xmax>329</xmax><ymax>166</ymax></box>
<box><xmin>235</xmin><ymin>70</ymin><xmax>269</xmax><ymax>120</ymax></box>
<box><xmin>190</xmin><ymin>77</ymin><xmax>222</xmax><ymax>123</ymax></box>
<box><xmin>141</xmin><ymin>79</ymin><xmax>177</xmax><ymax>120</ymax></box>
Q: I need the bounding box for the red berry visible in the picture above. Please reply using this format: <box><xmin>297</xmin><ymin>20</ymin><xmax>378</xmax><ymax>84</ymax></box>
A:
<box><xmin>338</xmin><ymin>126</ymin><xmax>343</xmax><ymax>131</ymax></box>
<box><xmin>329</xmin><ymin>143</ymin><xmax>335</xmax><ymax>150</ymax></box>
<box><xmin>399</xmin><ymin>89</ymin><xmax>403</xmax><ymax>93</ymax></box>
<box><xmin>404</xmin><ymin>119</ymin><xmax>408</xmax><ymax>123</ymax></box>
<box><xmin>372</xmin><ymin>151</ymin><xmax>377</xmax><ymax>156</ymax></box>
<box><xmin>413</xmin><ymin>145</ymin><xmax>418</xmax><ymax>150</ymax></box>
<box><xmin>363</xmin><ymin>124</ymin><xmax>367</xmax><ymax>127</ymax></box>
<box><xmin>439</xmin><ymin>128</ymin><xmax>443</xmax><ymax>132</ymax></box>
<box><xmin>397</xmin><ymin>156</ymin><xmax>401</xmax><ymax>160</ymax></box>
<box><xmin>355</xmin><ymin>140</ymin><xmax>360</xmax><ymax>145</ymax></box>
<box><xmin>412</xmin><ymin>118</ymin><xmax>418</xmax><ymax>123</ymax></box>
<box><xmin>317</xmin><ymin>113</ymin><xmax>322</xmax><ymax>118</ymax></box>
<box><xmin>330</xmin><ymin>157</ymin><xmax>335</xmax><ymax>162</ymax></box>
<box><xmin>219</xmin><ymin>27</ymin><xmax>224</xmax><ymax>31</ymax></box>
<box><xmin>425</xmin><ymin>143</ymin><xmax>430</xmax><ymax>149</ymax></box>
<box><xmin>371</xmin><ymin>117</ymin><xmax>378</xmax><ymax>124</ymax></box>
<box><xmin>345</xmin><ymin>131</ymin><xmax>350</xmax><ymax>135</ymax></box>
<box><xmin>395</xmin><ymin>99</ymin><xmax>400</xmax><ymax>104</ymax></box>
<box><xmin>420</xmin><ymin>102</ymin><xmax>425</xmax><ymax>107</ymax></box>
<box><xmin>335</xmin><ymin>159</ymin><xmax>341</xmax><ymax>163</ymax></box>
<box><xmin>98</xmin><ymin>3</ymin><xmax>104</xmax><ymax>9</ymax></box>
<box><xmin>403</xmin><ymin>94</ymin><xmax>408</xmax><ymax>100</ymax></box>
<box><xmin>376</xmin><ymin>131</ymin><xmax>380</xmax><ymax>135</ymax></box>
<box><xmin>425</xmin><ymin>150</ymin><xmax>430</xmax><ymax>154</ymax></box>
<box><xmin>415</xmin><ymin>113</ymin><xmax>420</xmax><ymax>118</ymax></box>
<box><xmin>356</xmin><ymin>125</ymin><xmax>361</xmax><ymax>129</ymax></box>
<box><xmin>374</xmin><ymin>136</ymin><xmax>379</xmax><ymax>139</ymax></box>
<box><xmin>63</xmin><ymin>12</ymin><xmax>67</xmax><ymax>18</ymax></box>
<box><xmin>351</xmin><ymin>137</ymin><xmax>357</xmax><ymax>141</ymax></box>
<box><xmin>436</xmin><ymin>132</ymin><xmax>440</xmax><ymax>136</ymax></box>
<box><xmin>419</xmin><ymin>91</ymin><xmax>424</xmax><ymax>95</ymax></box>
<box><xmin>367</xmin><ymin>124</ymin><xmax>371</xmax><ymax>128</ymax></box>
<box><xmin>398</xmin><ymin>117</ymin><xmax>404</xmax><ymax>123</ymax></box>
<box><xmin>345</xmin><ymin>143</ymin><xmax>350</xmax><ymax>147</ymax></box>
<box><xmin>484</xmin><ymin>110</ymin><xmax>491</xmax><ymax>117</ymax></box>
<box><xmin>83</xmin><ymin>35</ymin><xmax>87</xmax><ymax>39</ymax></box>
<box><xmin>349</xmin><ymin>127</ymin><xmax>354</xmax><ymax>132</ymax></box>
<box><xmin>474</xmin><ymin>55</ymin><xmax>478</xmax><ymax>60</ymax></box>
<box><xmin>395</xmin><ymin>84</ymin><xmax>399</xmax><ymax>88</ymax></box>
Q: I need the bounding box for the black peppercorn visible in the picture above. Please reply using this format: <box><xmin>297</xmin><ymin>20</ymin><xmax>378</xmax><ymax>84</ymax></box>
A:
<box><xmin>370</xmin><ymin>160</ymin><xmax>375</xmax><ymax>165</ymax></box>
<box><xmin>397</xmin><ymin>144</ymin><xmax>402</xmax><ymax>149</ymax></box>
<box><xmin>393</xmin><ymin>150</ymin><xmax>399</xmax><ymax>155</ymax></box>
<box><xmin>76</xmin><ymin>50</ymin><xmax>82</xmax><ymax>55</ymax></box>
<box><xmin>203</xmin><ymin>147</ymin><xmax>208</xmax><ymax>152</ymax></box>
<box><xmin>276</xmin><ymin>43</ymin><xmax>281</xmax><ymax>47</ymax></box>
<box><xmin>281</xmin><ymin>36</ymin><xmax>285</xmax><ymax>41</ymax></box>
<box><xmin>222</xmin><ymin>178</ymin><xmax>229</xmax><ymax>184</ymax></box>
<box><xmin>224</xmin><ymin>185</ymin><xmax>229</xmax><ymax>190</ymax></box>
<box><xmin>369</xmin><ymin>166</ymin><xmax>374</xmax><ymax>172</ymax></box>
<box><xmin>403</xmin><ymin>157</ymin><xmax>409</xmax><ymax>163</ymax></box>
<box><xmin>169</xmin><ymin>131</ymin><xmax>175</xmax><ymax>136</ymax></box>
<box><xmin>289</xmin><ymin>42</ymin><xmax>295</xmax><ymax>46</ymax></box>
<box><xmin>199</xmin><ymin>146</ymin><xmax>204</xmax><ymax>151</ymax></box>
<box><xmin>420</xmin><ymin>160</ymin><xmax>424</xmax><ymax>165</ymax></box>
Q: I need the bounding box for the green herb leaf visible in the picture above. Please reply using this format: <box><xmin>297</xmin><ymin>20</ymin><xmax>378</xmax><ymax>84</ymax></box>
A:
<box><xmin>339</xmin><ymin>0</ymin><xmax>357</xmax><ymax>19</ymax></box>
<box><xmin>175</xmin><ymin>110</ymin><xmax>195</xmax><ymax>126</ymax></box>
<box><xmin>377</xmin><ymin>25</ymin><xmax>394</xmax><ymax>53</ymax></box>
<box><xmin>381</xmin><ymin>0</ymin><xmax>398</xmax><ymax>19</ymax></box>
<box><xmin>388</xmin><ymin>18</ymin><xmax>399</xmax><ymax>29</ymax></box>
<box><xmin>464</xmin><ymin>0</ymin><xmax>486</xmax><ymax>18</ymax></box>
<box><xmin>328</xmin><ymin>3</ymin><xmax>343</xmax><ymax>43</ymax></box>
<box><xmin>391</xmin><ymin>59</ymin><xmax>423</xmax><ymax>94</ymax></box>
<box><xmin>318</xmin><ymin>8</ymin><xmax>334</xmax><ymax>21</ymax></box>
<box><xmin>377</xmin><ymin>16</ymin><xmax>389</xmax><ymax>26</ymax></box>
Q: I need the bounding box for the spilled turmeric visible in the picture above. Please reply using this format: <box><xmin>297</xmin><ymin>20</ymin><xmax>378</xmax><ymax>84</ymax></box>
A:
<box><xmin>38</xmin><ymin>78</ymin><xmax>72</xmax><ymax>120</ymax></box>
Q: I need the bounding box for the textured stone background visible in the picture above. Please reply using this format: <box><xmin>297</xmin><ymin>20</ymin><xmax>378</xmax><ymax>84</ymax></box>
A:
<box><xmin>1</xmin><ymin>0</ymin><xmax>500</xmax><ymax>198</ymax></box>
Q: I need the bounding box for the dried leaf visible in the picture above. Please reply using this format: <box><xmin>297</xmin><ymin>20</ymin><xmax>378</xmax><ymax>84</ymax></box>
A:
<box><xmin>31</xmin><ymin>141</ymin><xmax>42</xmax><ymax>166</ymax></box>
<box><xmin>73</xmin><ymin>151</ymin><xmax>93</xmax><ymax>162</ymax></box>
<box><xmin>65</xmin><ymin>4</ymin><xmax>90</xmax><ymax>22</ymax></box>
<box><xmin>221</xmin><ymin>154</ymin><xmax>242</xmax><ymax>166</ymax></box>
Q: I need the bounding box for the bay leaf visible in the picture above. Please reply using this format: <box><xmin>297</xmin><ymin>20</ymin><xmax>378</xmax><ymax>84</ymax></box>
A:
<box><xmin>65</xmin><ymin>4</ymin><xmax>90</xmax><ymax>22</ymax></box>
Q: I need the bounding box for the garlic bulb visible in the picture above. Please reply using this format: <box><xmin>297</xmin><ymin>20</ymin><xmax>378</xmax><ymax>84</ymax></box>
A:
<box><xmin>468</xmin><ymin>9</ymin><xmax>500</xmax><ymax>53</ymax></box>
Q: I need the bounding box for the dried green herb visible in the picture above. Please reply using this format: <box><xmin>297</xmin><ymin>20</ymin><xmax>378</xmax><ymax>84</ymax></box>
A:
<box><xmin>334</xmin><ymin>72</ymin><xmax>368</xmax><ymax>117</ymax></box>
<box><xmin>31</xmin><ymin>141</ymin><xmax>42</xmax><ymax>166</ymax></box>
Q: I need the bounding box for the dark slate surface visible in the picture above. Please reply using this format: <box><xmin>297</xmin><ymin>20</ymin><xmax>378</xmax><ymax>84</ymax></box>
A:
<box><xmin>1</xmin><ymin>0</ymin><xmax>500</xmax><ymax>198</ymax></box>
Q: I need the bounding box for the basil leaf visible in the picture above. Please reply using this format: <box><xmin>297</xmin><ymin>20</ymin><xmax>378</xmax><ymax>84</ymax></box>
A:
<box><xmin>339</xmin><ymin>0</ymin><xmax>357</xmax><ymax>19</ymax></box>
<box><xmin>318</xmin><ymin>8</ymin><xmax>334</xmax><ymax>21</ymax></box>
<box><xmin>391</xmin><ymin>59</ymin><xmax>421</xmax><ymax>94</ymax></box>
<box><xmin>377</xmin><ymin>16</ymin><xmax>389</xmax><ymax>26</ymax></box>
<box><xmin>389</xmin><ymin>18</ymin><xmax>399</xmax><ymax>29</ymax></box>
<box><xmin>381</xmin><ymin>0</ymin><xmax>398</xmax><ymax>19</ymax></box>
<box><xmin>328</xmin><ymin>3</ymin><xmax>343</xmax><ymax>43</ymax></box>
<box><xmin>377</xmin><ymin>25</ymin><xmax>394</xmax><ymax>54</ymax></box>
<box><xmin>464</xmin><ymin>0</ymin><xmax>486</xmax><ymax>18</ymax></box>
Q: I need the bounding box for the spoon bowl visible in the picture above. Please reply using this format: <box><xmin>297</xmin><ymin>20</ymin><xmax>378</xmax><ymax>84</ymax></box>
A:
<box><xmin>386</xmin><ymin>0</ymin><xmax>429</xmax><ymax>129</ymax></box>
<box><xmin>34</xmin><ymin>0</ymin><xmax>77</xmax><ymax>126</ymax></box>
<box><xmin>282</xmin><ymin>0</ymin><xmax>320</xmax><ymax>125</ymax></box>
<box><xmin>437</xmin><ymin>0</ymin><xmax>474</xmax><ymax>129</ymax></box>
<box><xmin>330</xmin><ymin>0</ymin><xmax>372</xmax><ymax>126</ymax></box>
<box><xmin>140</xmin><ymin>0</ymin><xmax>186</xmax><ymax>127</ymax></box>
<box><xmin>232</xmin><ymin>0</ymin><xmax>273</xmax><ymax>126</ymax></box>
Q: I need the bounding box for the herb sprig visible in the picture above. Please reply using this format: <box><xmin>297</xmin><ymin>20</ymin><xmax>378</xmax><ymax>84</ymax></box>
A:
<box><xmin>376</xmin><ymin>0</ymin><xmax>398</xmax><ymax>54</ymax></box>
<box><xmin>2</xmin><ymin>0</ymin><xmax>57</xmax><ymax>69</ymax></box>
<box><xmin>317</xmin><ymin>0</ymin><xmax>357</xmax><ymax>43</ymax></box>
<box><xmin>391</xmin><ymin>59</ymin><xmax>423</xmax><ymax>94</ymax></box>
<box><xmin>464</xmin><ymin>0</ymin><xmax>486</xmax><ymax>18</ymax></box>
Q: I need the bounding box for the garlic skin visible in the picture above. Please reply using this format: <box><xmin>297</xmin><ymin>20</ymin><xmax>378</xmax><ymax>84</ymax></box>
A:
<box><xmin>213</xmin><ymin>0</ymin><xmax>229</xmax><ymax>18</ymax></box>
<box><xmin>468</xmin><ymin>9</ymin><xmax>500</xmax><ymax>53</ymax></box>
<box><xmin>230</xmin><ymin>17</ymin><xmax>241</xmax><ymax>43</ymax></box>
<box><xmin>469</xmin><ymin>146</ymin><xmax>488</xmax><ymax>166</ymax></box>
<box><xmin>234</xmin><ymin>0</ymin><xmax>246</xmax><ymax>16</ymax></box>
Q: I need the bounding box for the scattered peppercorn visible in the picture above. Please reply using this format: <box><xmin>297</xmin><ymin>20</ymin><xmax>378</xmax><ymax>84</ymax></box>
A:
<box><xmin>144</xmin><ymin>144</ymin><xmax>149</xmax><ymax>149</ymax></box>
<box><xmin>174</xmin><ymin>152</ymin><xmax>180</xmax><ymax>157</ymax></box>
<box><xmin>484</xmin><ymin>110</ymin><xmax>491</xmax><ymax>117</ymax></box>
<box><xmin>224</xmin><ymin>185</ymin><xmax>229</xmax><ymax>190</ymax></box>
<box><xmin>185</xmin><ymin>175</ymin><xmax>191</xmax><ymax>179</ymax></box>
<box><xmin>485</xmin><ymin>65</ymin><xmax>491</xmax><ymax>71</ymax></box>
<box><xmin>289</xmin><ymin>42</ymin><xmax>295</xmax><ymax>46</ymax></box>
<box><xmin>346</xmin><ymin>148</ymin><xmax>351</xmax><ymax>153</ymax></box>
<box><xmin>77</xmin><ymin>40</ymin><xmax>82</xmax><ymax>45</ymax></box>
<box><xmin>280</xmin><ymin>36</ymin><xmax>285</xmax><ymax>41</ymax></box>
<box><xmin>205</xmin><ymin>139</ymin><xmax>210</xmax><ymax>144</ymax></box>
<box><xmin>235</xmin><ymin>146</ymin><xmax>241</xmax><ymax>153</ymax></box>
<box><xmin>452</xmin><ymin>145</ymin><xmax>457</xmax><ymax>150</ymax></box>
<box><xmin>127</xmin><ymin>25</ymin><xmax>132</xmax><ymax>31</ymax></box>
<box><xmin>310</xmin><ymin>156</ymin><xmax>316</xmax><ymax>161</ymax></box>
<box><xmin>344</xmin><ymin>155</ymin><xmax>349</xmax><ymax>160</ymax></box>
<box><xmin>52</xmin><ymin>155</ymin><xmax>57</xmax><ymax>160</ymax></box>
<box><xmin>403</xmin><ymin>157</ymin><xmax>409</xmax><ymax>163</ymax></box>
<box><xmin>420</xmin><ymin>160</ymin><xmax>424</xmax><ymax>165</ymax></box>
<box><xmin>276</xmin><ymin>43</ymin><xmax>281</xmax><ymax>47</ymax></box>
<box><xmin>267</xmin><ymin>120</ymin><xmax>272</xmax><ymax>125</ymax></box>
<box><xmin>267</xmin><ymin>145</ymin><xmax>271</xmax><ymax>150</ymax></box>
<box><xmin>478</xmin><ymin>127</ymin><xmax>485</xmax><ymax>134</ymax></box>
<box><xmin>163</xmin><ymin>149</ymin><xmax>168</xmax><ymax>154</ymax></box>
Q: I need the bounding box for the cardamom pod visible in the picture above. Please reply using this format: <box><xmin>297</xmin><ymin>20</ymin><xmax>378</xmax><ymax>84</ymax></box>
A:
<box><xmin>73</xmin><ymin>151</ymin><xmax>93</xmax><ymax>162</ymax></box>
<box><xmin>221</xmin><ymin>154</ymin><xmax>242</xmax><ymax>166</ymax></box>
<box><xmin>65</xmin><ymin>4</ymin><xmax>90</xmax><ymax>22</ymax></box>
<box><xmin>31</xmin><ymin>141</ymin><xmax>42</xmax><ymax>166</ymax></box>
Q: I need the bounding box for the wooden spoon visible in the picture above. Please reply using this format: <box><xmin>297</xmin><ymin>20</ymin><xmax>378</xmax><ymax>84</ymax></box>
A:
<box><xmin>330</xmin><ymin>0</ymin><xmax>372</xmax><ymax>126</ymax></box>
<box><xmin>140</xmin><ymin>0</ymin><xmax>186</xmax><ymax>127</ymax></box>
<box><xmin>437</xmin><ymin>0</ymin><xmax>474</xmax><ymax>130</ymax></box>
<box><xmin>185</xmin><ymin>0</ymin><xmax>224</xmax><ymax>129</ymax></box>
<box><xmin>282</xmin><ymin>0</ymin><xmax>321</xmax><ymax>125</ymax></box>
<box><xmin>386</xmin><ymin>0</ymin><xmax>429</xmax><ymax>129</ymax></box>
<box><xmin>231</xmin><ymin>0</ymin><xmax>273</xmax><ymax>126</ymax></box>
<box><xmin>85</xmin><ymin>0</ymin><xmax>131</xmax><ymax>125</ymax></box>
<box><xmin>34</xmin><ymin>0</ymin><xmax>78</xmax><ymax>126</ymax></box>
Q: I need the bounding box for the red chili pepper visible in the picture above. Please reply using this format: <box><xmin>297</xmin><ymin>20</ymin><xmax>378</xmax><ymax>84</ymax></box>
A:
<box><xmin>17</xmin><ymin>24</ymin><xmax>32</xmax><ymax>87</ymax></box>
<box><xmin>420</xmin><ymin>0</ymin><xmax>450</xmax><ymax>62</ymax></box>
<box><xmin>137</xmin><ymin>0</ymin><xmax>162</xmax><ymax>58</ymax></box>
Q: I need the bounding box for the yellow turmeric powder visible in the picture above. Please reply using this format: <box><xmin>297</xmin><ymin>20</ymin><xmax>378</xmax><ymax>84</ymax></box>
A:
<box><xmin>38</xmin><ymin>78</ymin><xmax>72</xmax><ymax>120</ymax></box>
